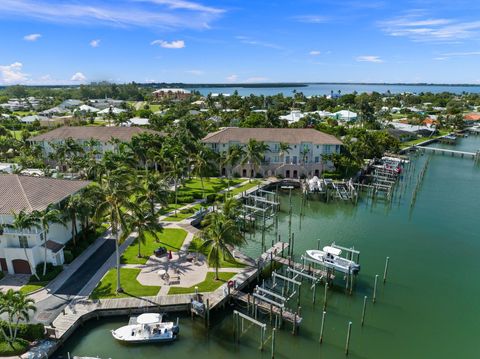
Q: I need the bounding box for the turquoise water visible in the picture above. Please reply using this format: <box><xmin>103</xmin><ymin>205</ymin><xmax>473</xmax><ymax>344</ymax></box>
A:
<box><xmin>188</xmin><ymin>83</ymin><xmax>480</xmax><ymax>97</ymax></box>
<box><xmin>56</xmin><ymin>135</ymin><xmax>480</xmax><ymax>359</ymax></box>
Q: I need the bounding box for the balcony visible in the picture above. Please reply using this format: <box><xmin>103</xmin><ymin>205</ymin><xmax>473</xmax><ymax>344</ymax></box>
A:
<box><xmin>2</xmin><ymin>227</ymin><xmax>44</xmax><ymax>235</ymax></box>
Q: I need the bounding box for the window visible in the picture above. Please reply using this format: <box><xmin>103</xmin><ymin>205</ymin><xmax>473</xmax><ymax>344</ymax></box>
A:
<box><xmin>315</xmin><ymin>156</ymin><xmax>320</xmax><ymax>163</ymax></box>
<box><xmin>285</xmin><ymin>156</ymin><xmax>290</xmax><ymax>163</ymax></box>
<box><xmin>293</xmin><ymin>156</ymin><xmax>297</xmax><ymax>164</ymax></box>
<box><xmin>19</xmin><ymin>236</ymin><xmax>28</xmax><ymax>248</ymax></box>
<box><xmin>316</xmin><ymin>145</ymin><xmax>319</xmax><ymax>149</ymax></box>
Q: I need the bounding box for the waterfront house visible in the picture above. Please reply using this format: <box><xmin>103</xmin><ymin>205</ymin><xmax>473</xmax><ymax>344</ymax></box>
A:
<box><xmin>202</xmin><ymin>127</ymin><xmax>342</xmax><ymax>178</ymax></box>
<box><xmin>332</xmin><ymin>110</ymin><xmax>358</xmax><ymax>122</ymax></box>
<box><xmin>0</xmin><ymin>175</ymin><xmax>89</xmax><ymax>274</ymax></box>
<box><xmin>152</xmin><ymin>88</ymin><xmax>191</xmax><ymax>100</ymax></box>
<box><xmin>28</xmin><ymin>126</ymin><xmax>162</xmax><ymax>161</ymax></box>
<box><xmin>463</xmin><ymin>113</ymin><xmax>480</xmax><ymax>126</ymax></box>
<box><xmin>279</xmin><ymin>110</ymin><xmax>306</xmax><ymax>124</ymax></box>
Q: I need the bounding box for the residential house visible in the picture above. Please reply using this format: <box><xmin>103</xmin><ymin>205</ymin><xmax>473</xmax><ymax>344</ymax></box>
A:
<box><xmin>463</xmin><ymin>113</ymin><xmax>480</xmax><ymax>126</ymax></box>
<box><xmin>28</xmin><ymin>126</ymin><xmax>162</xmax><ymax>161</ymax></box>
<box><xmin>152</xmin><ymin>88</ymin><xmax>191</xmax><ymax>100</ymax></box>
<box><xmin>202</xmin><ymin>127</ymin><xmax>342</xmax><ymax>178</ymax></box>
<box><xmin>332</xmin><ymin>110</ymin><xmax>358</xmax><ymax>122</ymax></box>
<box><xmin>0</xmin><ymin>175</ymin><xmax>89</xmax><ymax>274</ymax></box>
<box><xmin>280</xmin><ymin>110</ymin><xmax>306</xmax><ymax>124</ymax></box>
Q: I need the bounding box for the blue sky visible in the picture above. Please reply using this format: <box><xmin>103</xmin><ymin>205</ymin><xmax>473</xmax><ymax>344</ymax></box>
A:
<box><xmin>1</xmin><ymin>0</ymin><xmax>480</xmax><ymax>85</ymax></box>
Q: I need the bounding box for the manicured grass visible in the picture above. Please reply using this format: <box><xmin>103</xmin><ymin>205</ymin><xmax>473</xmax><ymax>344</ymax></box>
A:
<box><xmin>168</xmin><ymin>272</ymin><xmax>236</xmax><ymax>295</ymax></box>
<box><xmin>163</xmin><ymin>204</ymin><xmax>202</xmax><ymax>222</ymax></box>
<box><xmin>121</xmin><ymin>228</ymin><xmax>188</xmax><ymax>264</ymax></box>
<box><xmin>400</xmin><ymin>130</ymin><xmax>451</xmax><ymax>149</ymax></box>
<box><xmin>227</xmin><ymin>180</ymin><xmax>261</xmax><ymax>196</ymax></box>
<box><xmin>188</xmin><ymin>237</ymin><xmax>246</xmax><ymax>269</ymax></box>
<box><xmin>90</xmin><ymin>268</ymin><xmax>160</xmax><ymax>299</ymax></box>
<box><xmin>158</xmin><ymin>203</ymin><xmax>183</xmax><ymax>215</ymax></box>
<box><xmin>177</xmin><ymin>177</ymin><xmax>244</xmax><ymax>199</ymax></box>
<box><xmin>0</xmin><ymin>339</ymin><xmax>29</xmax><ymax>356</ymax></box>
<box><xmin>20</xmin><ymin>282</ymin><xmax>48</xmax><ymax>294</ymax></box>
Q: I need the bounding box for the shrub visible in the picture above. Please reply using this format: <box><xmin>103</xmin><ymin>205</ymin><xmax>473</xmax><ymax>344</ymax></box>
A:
<box><xmin>0</xmin><ymin>338</ymin><xmax>29</xmax><ymax>356</ymax></box>
<box><xmin>322</xmin><ymin>172</ymin><xmax>342</xmax><ymax>180</ymax></box>
<box><xmin>176</xmin><ymin>195</ymin><xmax>194</xmax><ymax>204</ymax></box>
<box><xmin>180</xmin><ymin>207</ymin><xmax>195</xmax><ymax>215</ymax></box>
<box><xmin>31</xmin><ymin>263</ymin><xmax>63</xmax><ymax>283</ymax></box>
<box><xmin>255</xmin><ymin>173</ymin><xmax>264</xmax><ymax>178</ymax></box>
<box><xmin>0</xmin><ymin>321</ymin><xmax>44</xmax><ymax>341</ymax></box>
<box><xmin>205</xmin><ymin>194</ymin><xmax>217</xmax><ymax>204</ymax></box>
<box><xmin>63</xmin><ymin>250</ymin><xmax>74</xmax><ymax>264</ymax></box>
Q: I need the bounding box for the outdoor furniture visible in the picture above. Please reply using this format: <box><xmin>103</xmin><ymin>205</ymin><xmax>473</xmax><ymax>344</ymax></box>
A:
<box><xmin>154</xmin><ymin>246</ymin><xmax>167</xmax><ymax>257</ymax></box>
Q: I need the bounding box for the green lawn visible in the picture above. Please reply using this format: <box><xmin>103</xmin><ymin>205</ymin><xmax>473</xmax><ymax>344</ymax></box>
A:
<box><xmin>177</xmin><ymin>177</ymin><xmax>244</xmax><ymax>199</ymax></box>
<box><xmin>188</xmin><ymin>237</ymin><xmax>246</xmax><ymax>268</ymax></box>
<box><xmin>227</xmin><ymin>180</ymin><xmax>260</xmax><ymax>196</ymax></box>
<box><xmin>163</xmin><ymin>204</ymin><xmax>202</xmax><ymax>222</ymax></box>
<box><xmin>400</xmin><ymin>130</ymin><xmax>451</xmax><ymax>149</ymax></box>
<box><xmin>168</xmin><ymin>272</ymin><xmax>236</xmax><ymax>295</ymax></box>
<box><xmin>0</xmin><ymin>339</ymin><xmax>29</xmax><ymax>356</ymax></box>
<box><xmin>20</xmin><ymin>282</ymin><xmax>48</xmax><ymax>294</ymax></box>
<box><xmin>90</xmin><ymin>268</ymin><xmax>160</xmax><ymax>299</ymax></box>
<box><xmin>121</xmin><ymin>228</ymin><xmax>188</xmax><ymax>264</ymax></box>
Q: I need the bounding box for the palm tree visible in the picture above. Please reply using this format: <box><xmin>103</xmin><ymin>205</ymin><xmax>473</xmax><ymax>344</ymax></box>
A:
<box><xmin>190</xmin><ymin>144</ymin><xmax>214</xmax><ymax>199</ymax></box>
<box><xmin>200</xmin><ymin>211</ymin><xmax>245</xmax><ymax>280</ymax></box>
<box><xmin>0</xmin><ymin>290</ymin><xmax>36</xmax><ymax>348</ymax></box>
<box><xmin>33</xmin><ymin>205</ymin><xmax>66</xmax><ymax>276</ymax></box>
<box><xmin>95</xmin><ymin>169</ymin><xmax>133</xmax><ymax>293</ymax></box>
<box><xmin>124</xmin><ymin>201</ymin><xmax>163</xmax><ymax>258</ymax></box>
<box><xmin>225</xmin><ymin>144</ymin><xmax>244</xmax><ymax>178</ymax></box>
<box><xmin>137</xmin><ymin>172</ymin><xmax>169</xmax><ymax>217</ymax></box>
<box><xmin>279</xmin><ymin>142</ymin><xmax>292</xmax><ymax>164</ymax></box>
<box><xmin>242</xmin><ymin>139</ymin><xmax>269</xmax><ymax>181</ymax></box>
<box><xmin>6</xmin><ymin>211</ymin><xmax>40</xmax><ymax>280</ymax></box>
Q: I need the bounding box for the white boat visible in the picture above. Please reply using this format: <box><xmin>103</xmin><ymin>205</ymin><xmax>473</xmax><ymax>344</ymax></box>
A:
<box><xmin>306</xmin><ymin>246</ymin><xmax>360</xmax><ymax>275</ymax></box>
<box><xmin>111</xmin><ymin>313</ymin><xmax>179</xmax><ymax>344</ymax></box>
<box><xmin>308</xmin><ymin>176</ymin><xmax>320</xmax><ymax>192</ymax></box>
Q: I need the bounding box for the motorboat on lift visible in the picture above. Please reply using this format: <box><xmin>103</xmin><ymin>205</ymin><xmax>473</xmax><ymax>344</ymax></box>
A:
<box><xmin>306</xmin><ymin>246</ymin><xmax>360</xmax><ymax>275</ymax></box>
<box><xmin>111</xmin><ymin>313</ymin><xmax>180</xmax><ymax>344</ymax></box>
<box><xmin>308</xmin><ymin>176</ymin><xmax>321</xmax><ymax>192</ymax></box>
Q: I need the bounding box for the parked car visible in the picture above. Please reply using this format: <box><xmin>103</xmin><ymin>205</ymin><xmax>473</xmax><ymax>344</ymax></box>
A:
<box><xmin>154</xmin><ymin>246</ymin><xmax>167</xmax><ymax>257</ymax></box>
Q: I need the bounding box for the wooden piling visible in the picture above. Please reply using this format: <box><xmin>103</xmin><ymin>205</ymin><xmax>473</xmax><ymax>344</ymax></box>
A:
<box><xmin>319</xmin><ymin>310</ymin><xmax>326</xmax><ymax>343</ymax></box>
<box><xmin>383</xmin><ymin>257</ymin><xmax>390</xmax><ymax>283</ymax></box>
<box><xmin>361</xmin><ymin>296</ymin><xmax>367</xmax><ymax>326</ymax></box>
<box><xmin>323</xmin><ymin>282</ymin><xmax>328</xmax><ymax>310</ymax></box>
<box><xmin>373</xmin><ymin>275</ymin><xmax>378</xmax><ymax>304</ymax></box>
<box><xmin>271</xmin><ymin>328</ymin><xmax>276</xmax><ymax>359</ymax></box>
<box><xmin>345</xmin><ymin>321</ymin><xmax>352</xmax><ymax>355</ymax></box>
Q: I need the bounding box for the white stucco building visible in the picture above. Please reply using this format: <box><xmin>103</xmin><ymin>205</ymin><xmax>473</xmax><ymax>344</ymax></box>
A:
<box><xmin>0</xmin><ymin>175</ymin><xmax>89</xmax><ymax>274</ymax></box>
<box><xmin>202</xmin><ymin>127</ymin><xmax>342</xmax><ymax>178</ymax></box>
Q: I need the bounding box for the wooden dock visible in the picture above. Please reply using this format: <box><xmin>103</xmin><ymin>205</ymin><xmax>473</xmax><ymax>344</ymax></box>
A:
<box><xmin>416</xmin><ymin>146</ymin><xmax>478</xmax><ymax>159</ymax></box>
<box><xmin>272</xmin><ymin>256</ymin><xmax>334</xmax><ymax>280</ymax></box>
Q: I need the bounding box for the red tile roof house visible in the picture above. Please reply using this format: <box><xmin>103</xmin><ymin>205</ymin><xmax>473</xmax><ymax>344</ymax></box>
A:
<box><xmin>0</xmin><ymin>175</ymin><xmax>89</xmax><ymax>274</ymax></box>
<box><xmin>202</xmin><ymin>127</ymin><xmax>343</xmax><ymax>179</ymax></box>
<box><xmin>28</xmin><ymin>126</ymin><xmax>162</xmax><ymax>163</ymax></box>
<box><xmin>463</xmin><ymin>113</ymin><xmax>480</xmax><ymax>126</ymax></box>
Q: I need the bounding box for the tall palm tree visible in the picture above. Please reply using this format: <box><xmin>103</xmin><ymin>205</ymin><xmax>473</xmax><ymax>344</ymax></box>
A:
<box><xmin>0</xmin><ymin>290</ymin><xmax>36</xmax><ymax>348</ymax></box>
<box><xmin>137</xmin><ymin>172</ymin><xmax>169</xmax><ymax>217</ymax></box>
<box><xmin>225</xmin><ymin>144</ymin><xmax>244</xmax><ymax>178</ymax></box>
<box><xmin>95</xmin><ymin>169</ymin><xmax>133</xmax><ymax>293</ymax></box>
<box><xmin>124</xmin><ymin>201</ymin><xmax>163</xmax><ymax>258</ymax></box>
<box><xmin>200</xmin><ymin>211</ymin><xmax>245</xmax><ymax>280</ymax></box>
<box><xmin>33</xmin><ymin>206</ymin><xmax>66</xmax><ymax>276</ymax></box>
<box><xmin>190</xmin><ymin>144</ymin><xmax>214</xmax><ymax>199</ymax></box>
<box><xmin>279</xmin><ymin>142</ymin><xmax>292</xmax><ymax>164</ymax></box>
<box><xmin>242</xmin><ymin>139</ymin><xmax>269</xmax><ymax>181</ymax></box>
<box><xmin>6</xmin><ymin>211</ymin><xmax>40</xmax><ymax>280</ymax></box>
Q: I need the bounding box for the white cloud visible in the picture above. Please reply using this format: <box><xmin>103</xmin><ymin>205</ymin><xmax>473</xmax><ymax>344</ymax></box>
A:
<box><xmin>356</xmin><ymin>55</ymin><xmax>383</xmax><ymax>63</ymax></box>
<box><xmin>0</xmin><ymin>62</ymin><xmax>29</xmax><ymax>84</ymax></box>
<box><xmin>235</xmin><ymin>36</ymin><xmax>282</xmax><ymax>50</ymax></box>
<box><xmin>23</xmin><ymin>33</ymin><xmax>41</xmax><ymax>41</ymax></box>
<box><xmin>293</xmin><ymin>15</ymin><xmax>329</xmax><ymax>24</ymax></box>
<box><xmin>0</xmin><ymin>0</ymin><xmax>224</xmax><ymax>30</ymax></box>
<box><xmin>71</xmin><ymin>72</ymin><xmax>86</xmax><ymax>81</ymax></box>
<box><xmin>135</xmin><ymin>0</ymin><xmax>223</xmax><ymax>14</ymax></box>
<box><xmin>379</xmin><ymin>13</ymin><xmax>480</xmax><ymax>42</ymax></box>
<box><xmin>245</xmin><ymin>76</ymin><xmax>268</xmax><ymax>83</ymax></box>
<box><xmin>226</xmin><ymin>74</ymin><xmax>238</xmax><ymax>81</ymax></box>
<box><xmin>151</xmin><ymin>39</ymin><xmax>185</xmax><ymax>48</ymax></box>
<box><xmin>309</xmin><ymin>50</ymin><xmax>321</xmax><ymax>56</ymax></box>
<box><xmin>90</xmin><ymin>39</ymin><xmax>101</xmax><ymax>47</ymax></box>
<box><xmin>442</xmin><ymin>51</ymin><xmax>480</xmax><ymax>57</ymax></box>
<box><xmin>186</xmin><ymin>69</ymin><xmax>204</xmax><ymax>75</ymax></box>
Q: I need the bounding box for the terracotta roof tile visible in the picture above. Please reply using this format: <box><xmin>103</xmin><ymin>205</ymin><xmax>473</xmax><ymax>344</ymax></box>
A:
<box><xmin>202</xmin><ymin>127</ymin><xmax>342</xmax><ymax>145</ymax></box>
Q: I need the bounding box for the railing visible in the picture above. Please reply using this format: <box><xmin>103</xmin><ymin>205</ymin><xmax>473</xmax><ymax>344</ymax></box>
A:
<box><xmin>2</xmin><ymin>227</ymin><xmax>44</xmax><ymax>236</ymax></box>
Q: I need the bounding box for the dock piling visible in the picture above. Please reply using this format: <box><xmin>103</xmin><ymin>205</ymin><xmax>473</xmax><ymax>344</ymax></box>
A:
<box><xmin>361</xmin><ymin>296</ymin><xmax>367</xmax><ymax>326</ymax></box>
<box><xmin>373</xmin><ymin>275</ymin><xmax>378</xmax><ymax>304</ymax></box>
<box><xmin>383</xmin><ymin>257</ymin><xmax>390</xmax><ymax>283</ymax></box>
<box><xmin>319</xmin><ymin>310</ymin><xmax>326</xmax><ymax>343</ymax></box>
<box><xmin>345</xmin><ymin>321</ymin><xmax>352</xmax><ymax>355</ymax></box>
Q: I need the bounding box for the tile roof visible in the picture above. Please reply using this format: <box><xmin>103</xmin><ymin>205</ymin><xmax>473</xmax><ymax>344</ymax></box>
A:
<box><xmin>202</xmin><ymin>127</ymin><xmax>342</xmax><ymax>145</ymax></box>
<box><xmin>42</xmin><ymin>240</ymin><xmax>64</xmax><ymax>253</ymax></box>
<box><xmin>0</xmin><ymin>175</ymin><xmax>90</xmax><ymax>215</ymax></box>
<box><xmin>28</xmin><ymin>126</ymin><xmax>162</xmax><ymax>143</ymax></box>
<box><xmin>464</xmin><ymin>113</ymin><xmax>480</xmax><ymax>121</ymax></box>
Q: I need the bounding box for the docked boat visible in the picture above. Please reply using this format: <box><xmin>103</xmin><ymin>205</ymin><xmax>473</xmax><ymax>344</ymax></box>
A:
<box><xmin>111</xmin><ymin>313</ymin><xmax>179</xmax><ymax>344</ymax></box>
<box><xmin>306</xmin><ymin>246</ymin><xmax>360</xmax><ymax>275</ymax></box>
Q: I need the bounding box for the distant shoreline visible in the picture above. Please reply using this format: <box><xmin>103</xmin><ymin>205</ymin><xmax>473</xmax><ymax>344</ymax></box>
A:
<box><xmin>2</xmin><ymin>82</ymin><xmax>480</xmax><ymax>89</ymax></box>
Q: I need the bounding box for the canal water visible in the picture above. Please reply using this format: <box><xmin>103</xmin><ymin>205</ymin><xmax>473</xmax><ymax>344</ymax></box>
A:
<box><xmin>56</xmin><ymin>135</ymin><xmax>480</xmax><ymax>359</ymax></box>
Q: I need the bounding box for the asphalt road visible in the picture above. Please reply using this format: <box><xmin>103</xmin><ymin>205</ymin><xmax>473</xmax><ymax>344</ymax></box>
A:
<box><xmin>32</xmin><ymin>238</ymin><xmax>116</xmax><ymax>324</ymax></box>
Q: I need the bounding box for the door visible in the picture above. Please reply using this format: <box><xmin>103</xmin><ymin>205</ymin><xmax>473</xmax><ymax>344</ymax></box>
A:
<box><xmin>293</xmin><ymin>170</ymin><xmax>298</xmax><ymax>178</ymax></box>
<box><xmin>12</xmin><ymin>259</ymin><xmax>31</xmax><ymax>274</ymax></box>
<box><xmin>0</xmin><ymin>258</ymin><xmax>7</xmax><ymax>272</ymax></box>
<box><xmin>286</xmin><ymin>170</ymin><xmax>290</xmax><ymax>178</ymax></box>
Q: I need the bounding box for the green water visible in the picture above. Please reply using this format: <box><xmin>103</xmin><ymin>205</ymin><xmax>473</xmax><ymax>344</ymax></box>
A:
<box><xmin>56</xmin><ymin>135</ymin><xmax>480</xmax><ymax>359</ymax></box>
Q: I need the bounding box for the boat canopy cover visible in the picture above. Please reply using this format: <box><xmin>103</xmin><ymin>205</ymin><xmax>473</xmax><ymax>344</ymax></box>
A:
<box><xmin>323</xmin><ymin>246</ymin><xmax>342</xmax><ymax>256</ymax></box>
<box><xmin>137</xmin><ymin>313</ymin><xmax>162</xmax><ymax>324</ymax></box>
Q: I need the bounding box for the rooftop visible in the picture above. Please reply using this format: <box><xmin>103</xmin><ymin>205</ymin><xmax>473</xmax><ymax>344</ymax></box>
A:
<box><xmin>0</xmin><ymin>174</ymin><xmax>90</xmax><ymax>215</ymax></box>
<box><xmin>28</xmin><ymin>126</ymin><xmax>162</xmax><ymax>143</ymax></box>
<box><xmin>202</xmin><ymin>127</ymin><xmax>342</xmax><ymax>145</ymax></box>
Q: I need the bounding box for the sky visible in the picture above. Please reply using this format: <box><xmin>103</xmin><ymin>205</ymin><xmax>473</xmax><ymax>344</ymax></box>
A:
<box><xmin>1</xmin><ymin>0</ymin><xmax>480</xmax><ymax>85</ymax></box>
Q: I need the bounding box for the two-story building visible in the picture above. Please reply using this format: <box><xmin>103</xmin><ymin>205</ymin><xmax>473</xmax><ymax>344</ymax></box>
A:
<box><xmin>0</xmin><ymin>175</ymin><xmax>90</xmax><ymax>274</ymax></box>
<box><xmin>202</xmin><ymin>127</ymin><xmax>342</xmax><ymax>178</ymax></box>
<box><xmin>28</xmin><ymin>126</ymin><xmax>162</xmax><ymax>161</ymax></box>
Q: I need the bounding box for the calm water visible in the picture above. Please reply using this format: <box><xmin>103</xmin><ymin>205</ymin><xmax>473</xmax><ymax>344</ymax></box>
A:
<box><xmin>187</xmin><ymin>83</ymin><xmax>480</xmax><ymax>97</ymax></box>
<box><xmin>56</xmin><ymin>135</ymin><xmax>480</xmax><ymax>359</ymax></box>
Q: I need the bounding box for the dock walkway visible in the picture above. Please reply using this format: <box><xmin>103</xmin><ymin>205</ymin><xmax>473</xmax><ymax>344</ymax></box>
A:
<box><xmin>416</xmin><ymin>146</ymin><xmax>477</xmax><ymax>158</ymax></box>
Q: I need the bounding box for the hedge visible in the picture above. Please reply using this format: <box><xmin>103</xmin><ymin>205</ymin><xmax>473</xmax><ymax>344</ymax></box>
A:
<box><xmin>0</xmin><ymin>321</ymin><xmax>44</xmax><ymax>341</ymax></box>
<box><xmin>30</xmin><ymin>263</ymin><xmax>62</xmax><ymax>283</ymax></box>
